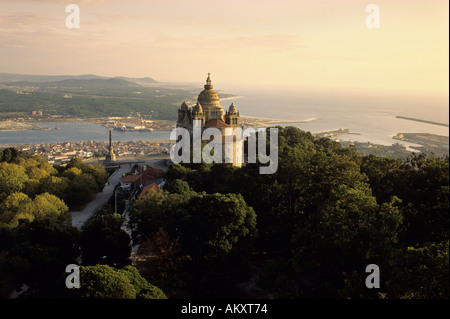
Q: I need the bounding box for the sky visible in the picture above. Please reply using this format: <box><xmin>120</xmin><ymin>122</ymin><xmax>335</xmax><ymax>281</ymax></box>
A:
<box><xmin>0</xmin><ymin>0</ymin><xmax>448</xmax><ymax>94</ymax></box>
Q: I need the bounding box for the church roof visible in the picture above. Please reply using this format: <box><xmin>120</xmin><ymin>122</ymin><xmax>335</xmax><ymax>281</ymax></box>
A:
<box><xmin>228</xmin><ymin>102</ymin><xmax>237</xmax><ymax>113</ymax></box>
<box><xmin>197</xmin><ymin>73</ymin><xmax>223</xmax><ymax>110</ymax></box>
<box><xmin>204</xmin><ymin>118</ymin><xmax>231</xmax><ymax>128</ymax></box>
<box><xmin>181</xmin><ymin>100</ymin><xmax>189</xmax><ymax>110</ymax></box>
<box><xmin>192</xmin><ymin>102</ymin><xmax>203</xmax><ymax>113</ymax></box>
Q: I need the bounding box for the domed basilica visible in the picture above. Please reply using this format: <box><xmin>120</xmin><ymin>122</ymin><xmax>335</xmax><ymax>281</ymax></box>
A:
<box><xmin>176</xmin><ymin>74</ymin><xmax>243</xmax><ymax>167</ymax></box>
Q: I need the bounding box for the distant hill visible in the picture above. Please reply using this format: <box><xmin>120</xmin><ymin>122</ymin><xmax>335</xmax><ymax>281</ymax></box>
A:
<box><xmin>0</xmin><ymin>73</ymin><xmax>237</xmax><ymax>120</ymax></box>
<box><xmin>2</xmin><ymin>78</ymin><xmax>140</xmax><ymax>89</ymax></box>
<box><xmin>0</xmin><ymin>73</ymin><xmax>158</xmax><ymax>85</ymax></box>
<box><xmin>0</xmin><ymin>74</ymin><xmax>193</xmax><ymax>120</ymax></box>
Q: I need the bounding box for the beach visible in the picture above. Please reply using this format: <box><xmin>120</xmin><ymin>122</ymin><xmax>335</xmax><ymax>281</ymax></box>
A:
<box><xmin>0</xmin><ymin>120</ymin><xmax>50</xmax><ymax>131</ymax></box>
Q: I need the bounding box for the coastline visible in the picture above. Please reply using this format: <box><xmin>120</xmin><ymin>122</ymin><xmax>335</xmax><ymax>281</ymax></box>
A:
<box><xmin>0</xmin><ymin>121</ymin><xmax>51</xmax><ymax>132</ymax></box>
<box><xmin>240</xmin><ymin>115</ymin><xmax>320</xmax><ymax>128</ymax></box>
<box><xmin>219</xmin><ymin>95</ymin><xmax>245</xmax><ymax>101</ymax></box>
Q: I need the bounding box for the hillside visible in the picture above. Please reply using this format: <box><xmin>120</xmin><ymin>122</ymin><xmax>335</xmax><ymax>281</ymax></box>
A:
<box><xmin>0</xmin><ymin>75</ymin><xmax>191</xmax><ymax>120</ymax></box>
<box><xmin>0</xmin><ymin>73</ymin><xmax>236</xmax><ymax>120</ymax></box>
<box><xmin>0</xmin><ymin>73</ymin><xmax>158</xmax><ymax>84</ymax></box>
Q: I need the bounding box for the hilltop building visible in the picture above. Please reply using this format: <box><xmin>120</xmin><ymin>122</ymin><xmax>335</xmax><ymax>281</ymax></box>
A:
<box><xmin>176</xmin><ymin>74</ymin><xmax>243</xmax><ymax>167</ymax></box>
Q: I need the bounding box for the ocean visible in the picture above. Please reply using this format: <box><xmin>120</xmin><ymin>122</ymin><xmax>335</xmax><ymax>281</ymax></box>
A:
<box><xmin>0</xmin><ymin>85</ymin><xmax>448</xmax><ymax>148</ymax></box>
<box><xmin>222</xmin><ymin>84</ymin><xmax>449</xmax><ymax>149</ymax></box>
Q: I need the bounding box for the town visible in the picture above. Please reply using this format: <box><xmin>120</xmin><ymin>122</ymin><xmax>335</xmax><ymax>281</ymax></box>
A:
<box><xmin>1</xmin><ymin>139</ymin><xmax>174</xmax><ymax>165</ymax></box>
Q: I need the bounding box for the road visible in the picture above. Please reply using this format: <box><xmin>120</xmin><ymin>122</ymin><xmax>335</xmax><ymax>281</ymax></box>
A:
<box><xmin>70</xmin><ymin>165</ymin><xmax>130</xmax><ymax>229</ymax></box>
<box><xmin>70</xmin><ymin>157</ymin><xmax>171</xmax><ymax>230</ymax></box>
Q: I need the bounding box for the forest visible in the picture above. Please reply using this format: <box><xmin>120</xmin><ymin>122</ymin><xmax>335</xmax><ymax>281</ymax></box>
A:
<box><xmin>0</xmin><ymin>126</ymin><xmax>448</xmax><ymax>299</ymax></box>
<box><xmin>129</xmin><ymin>126</ymin><xmax>449</xmax><ymax>299</ymax></box>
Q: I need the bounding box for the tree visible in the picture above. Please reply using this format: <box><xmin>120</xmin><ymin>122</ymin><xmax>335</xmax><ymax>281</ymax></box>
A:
<box><xmin>80</xmin><ymin>213</ymin><xmax>131</xmax><ymax>266</ymax></box>
<box><xmin>178</xmin><ymin>192</ymin><xmax>257</xmax><ymax>262</ymax></box>
<box><xmin>23</xmin><ymin>179</ymin><xmax>41</xmax><ymax>198</ymax></box>
<box><xmin>39</xmin><ymin>175</ymin><xmax>70</xmax><ymax>201</ymax></box>
<box><xmin>130</xmin><ymin>190</ymin><xmax>196</xmax><ymax>244</ymax></box>
<box><xmin>0</xmin><ymin>192</ymin><xmax>69</xmax><ymax>228</ymax></box>
<box><xmin>0</xmin><ymin>148</ymin><xmax>19</xmax><ymax>163</ymax></box>
<box><xmin>17</xmin><ymin>156</ymin><xmax>56</xmax><ymax>180</ymax></box>
<box><xmin>117</xmin><ymin>265</ymin><xmax>167</xmax><ymax>299</ymax></box>
<box><xmin>361</xmin><ymin>153</ymin><xmax>449</xmax><ymax>245</ymax></box>
<box><xmin>83</xmin><ymin>163</ymin><xmax>108</xmax><ymax>192</ymax></box>
<box><xmin>134</xmin><ymin>228</ymin><xmax>187</xmax><ymax>298</ymax></box>
<box><xmin>164</xmin><ymin>162</ymin><xmax>191</xmax><ymax>181</ymax></box>
<box><xmin>132</xmin><ymin>191</ymin><xmax>257</xmax><ymax>263</ymax></box>
<box><xmin>78</xmin><ymin>265</ymin><xmax>166</xmax><ymax>299</ymax></box>
<box><xmin>0</xmin><ymin>217</ymin><xmax>80</xmax><ymax>297</ymax></box>
<box><xmin>66</xmin><ymin>173</ymin><xmax>98</xmax><ymax>206</ymax></box>
<box><xmin>78</xmin><ymin>265</ymin><xmax>137</xmax><ymax>299</ymax></box>
<box><xmin>27</xmin><ymin>192</ymin><xmax>69</xmax><ymax>221</ymax></box>
<box><xmin>0</xmin><ymin>192</ymin><xmax>33</xmax><ymax>228</ymax></box>
<box><xmin>164</xmin><ymin>179</ymin><xmax>191</xmax><ymax>194</ymax></box>
<box><xmin>290</xmin><ymin>186</ymin><xmax>402</xmax><ymax>297</ymax></box>
<box><xmin>387</xmin><ymin>240</ymin><xmax>449</xmax><ymax>299</ymax></box>
<box><xmin>66</xmin><ymin>157</ymin><xmax>87</xmax><ymax>171</ymax></box>
<box><xmin>0</xmin><ymin>162</ymin><xmax>28</xmax><ymax>201</ymax></box>
<box><xmin>62</xmin><ymin>167</ymin><xmax>82</xmax><ymax>180</ymax></box>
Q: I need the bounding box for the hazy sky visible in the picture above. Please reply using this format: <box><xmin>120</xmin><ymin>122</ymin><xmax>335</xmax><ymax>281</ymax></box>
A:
<box><xmin>0</xmin><ymin>0</ymin><xmax>448</xmax><ymax>93</ymax></box>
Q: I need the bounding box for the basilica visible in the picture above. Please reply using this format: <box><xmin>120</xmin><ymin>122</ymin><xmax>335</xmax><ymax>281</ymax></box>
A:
<box><xmin>176</xmin><ymin>74</ymin><xmax>243</xmax><ymax>167</ymax></box>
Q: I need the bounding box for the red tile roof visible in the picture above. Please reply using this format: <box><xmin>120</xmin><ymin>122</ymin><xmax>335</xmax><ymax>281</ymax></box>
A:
<box><xmin>120</xmin><ymin>174</ymin><xmax>140</xmax><ymax>184</ymax></box>
<box><xmin>204</xmin><ymin>119</ymin><xmax>231</xmax><ymax>128</ymax></box>
<box><xmin>138</xmin><ymin>183</ymin><xmax>160</xmax><ymax>199</ymax></box>
<box><xmin>136</xmin><ymin>166</ymin><xmax>165</xmax><ymax>184</ymax></box>
<box><xmin>120</xmin><ymin>165</ymin><xmax>164</xmax><ymax>187</ymax></box>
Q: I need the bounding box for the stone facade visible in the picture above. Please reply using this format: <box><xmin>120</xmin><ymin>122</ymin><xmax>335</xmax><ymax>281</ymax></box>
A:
<box><xmin>176</xmin><ymin>74</ymin><xmax>243</xmax><ymax>167</ymax></box>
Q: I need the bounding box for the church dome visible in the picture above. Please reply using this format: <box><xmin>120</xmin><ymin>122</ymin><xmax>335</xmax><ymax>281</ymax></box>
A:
<box><xmin>197</xmin><ymin>73</ymin><xmax>222</xmax><ymax>110</ymax></box>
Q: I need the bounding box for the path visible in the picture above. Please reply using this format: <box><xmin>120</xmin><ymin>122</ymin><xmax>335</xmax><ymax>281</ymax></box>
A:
<box><xmin>70</xmin><ymin>157</ymin><xmax>171</xmax><ymax>230</ymax></box>
<box><xmin>70</xmin><ymin>165</ymin><xmax>129</xmax><ymax>229</ymax></box>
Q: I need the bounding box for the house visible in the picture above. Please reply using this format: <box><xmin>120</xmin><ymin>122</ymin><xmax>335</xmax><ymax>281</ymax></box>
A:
<box><xmin>119</xmin><ymin>165</ymin><xmax>164</xmax><ymax>191</ymax></box>
<box><xmin>135</xmin><ymin>165</ymin><xmax>165</xmax><ymax>185</ymax></box>
<box><xmin>119</xmin><ymin>174</ymin><xmax>140</xmax><ymax>191</ymax></box>
<box><xmin>138</xmin><ymin>183</ymin><xmax>160</xmax><ymax>199</ymax></box>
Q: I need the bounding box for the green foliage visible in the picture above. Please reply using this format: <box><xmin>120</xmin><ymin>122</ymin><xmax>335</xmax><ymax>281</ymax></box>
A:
<box><xmin>0</xmin><ymin>217</ymin><xmax>80</xmax><ymax>297</ymax></box>
<box><xmin>163</xmin><ymin>179</ymin><xmax>191</xmax><ymax>194</ymax></box>
<box><xmin>0</xmin><ymin>148</ymin><xmax>20</xmax><ymax>163</ymax></box>
<box><xmin>131</xmin><ymin>191</ymin><xmax>256</xmax><ymax>263</ymax></box>
<box><xmin>0</xmin><ymin>162</ymin><xmax>29</xmax><ymax>201</ymax></box>
<box><xmin>0</xmin><ymin>151</ymin><xmax>108</xmax><ymax>216</ymax></box>
<box><xmin>79</xmin><ymin>265</ymin><xmax>137</xmax><ymax>299</ymax></box>
<box><xmin>78</xmin><ymin>264</ymin><xmax>166</xmax><ymax>299</ymax></box>
<box><xmin>117</xmin><ymin>265</ymin><xmax>167</xmax><ymax>299</ymax></box>
<box><xmin>158</xmin><ymin>126</ymin><xmax>448</xmax><ymax>299</ymax></box>
<box><xmin>80</xmin><ymin>213</ymin><xmax>131</xmax><ymax>266</ymax></box>
<box><xmin>134</xmin><ymin>229</ymin><xmax>187</xmax><ymax>298</ymax></box>
<box><xmin>388</xmin><ymin>240</ymin><xmax>449</xmax><ymax>299</ymax></box>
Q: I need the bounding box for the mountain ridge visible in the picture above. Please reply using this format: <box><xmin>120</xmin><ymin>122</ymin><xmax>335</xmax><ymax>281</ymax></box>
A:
<box><xmin>0</xmin><ymin>73</ymin><xmax>158</xmax><ymax>85</ymax></box>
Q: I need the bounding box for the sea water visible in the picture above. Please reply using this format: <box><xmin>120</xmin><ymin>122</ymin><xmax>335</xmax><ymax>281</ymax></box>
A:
<box><xmin>0</xmin><ymin>85</ymin><xmax>448</xmax><ymax>147</ymax></box>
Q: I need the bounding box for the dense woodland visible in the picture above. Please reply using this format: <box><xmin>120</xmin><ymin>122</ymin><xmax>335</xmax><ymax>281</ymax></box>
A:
<box><xmin>0</xmin><ymin>126</ymin><xmax>448</xmax><ymax>299</ymax></box>
<box><xmin>130</xmin><ymin>127</ymin><xmax>449</xmax><ymax>299</ymax></box>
